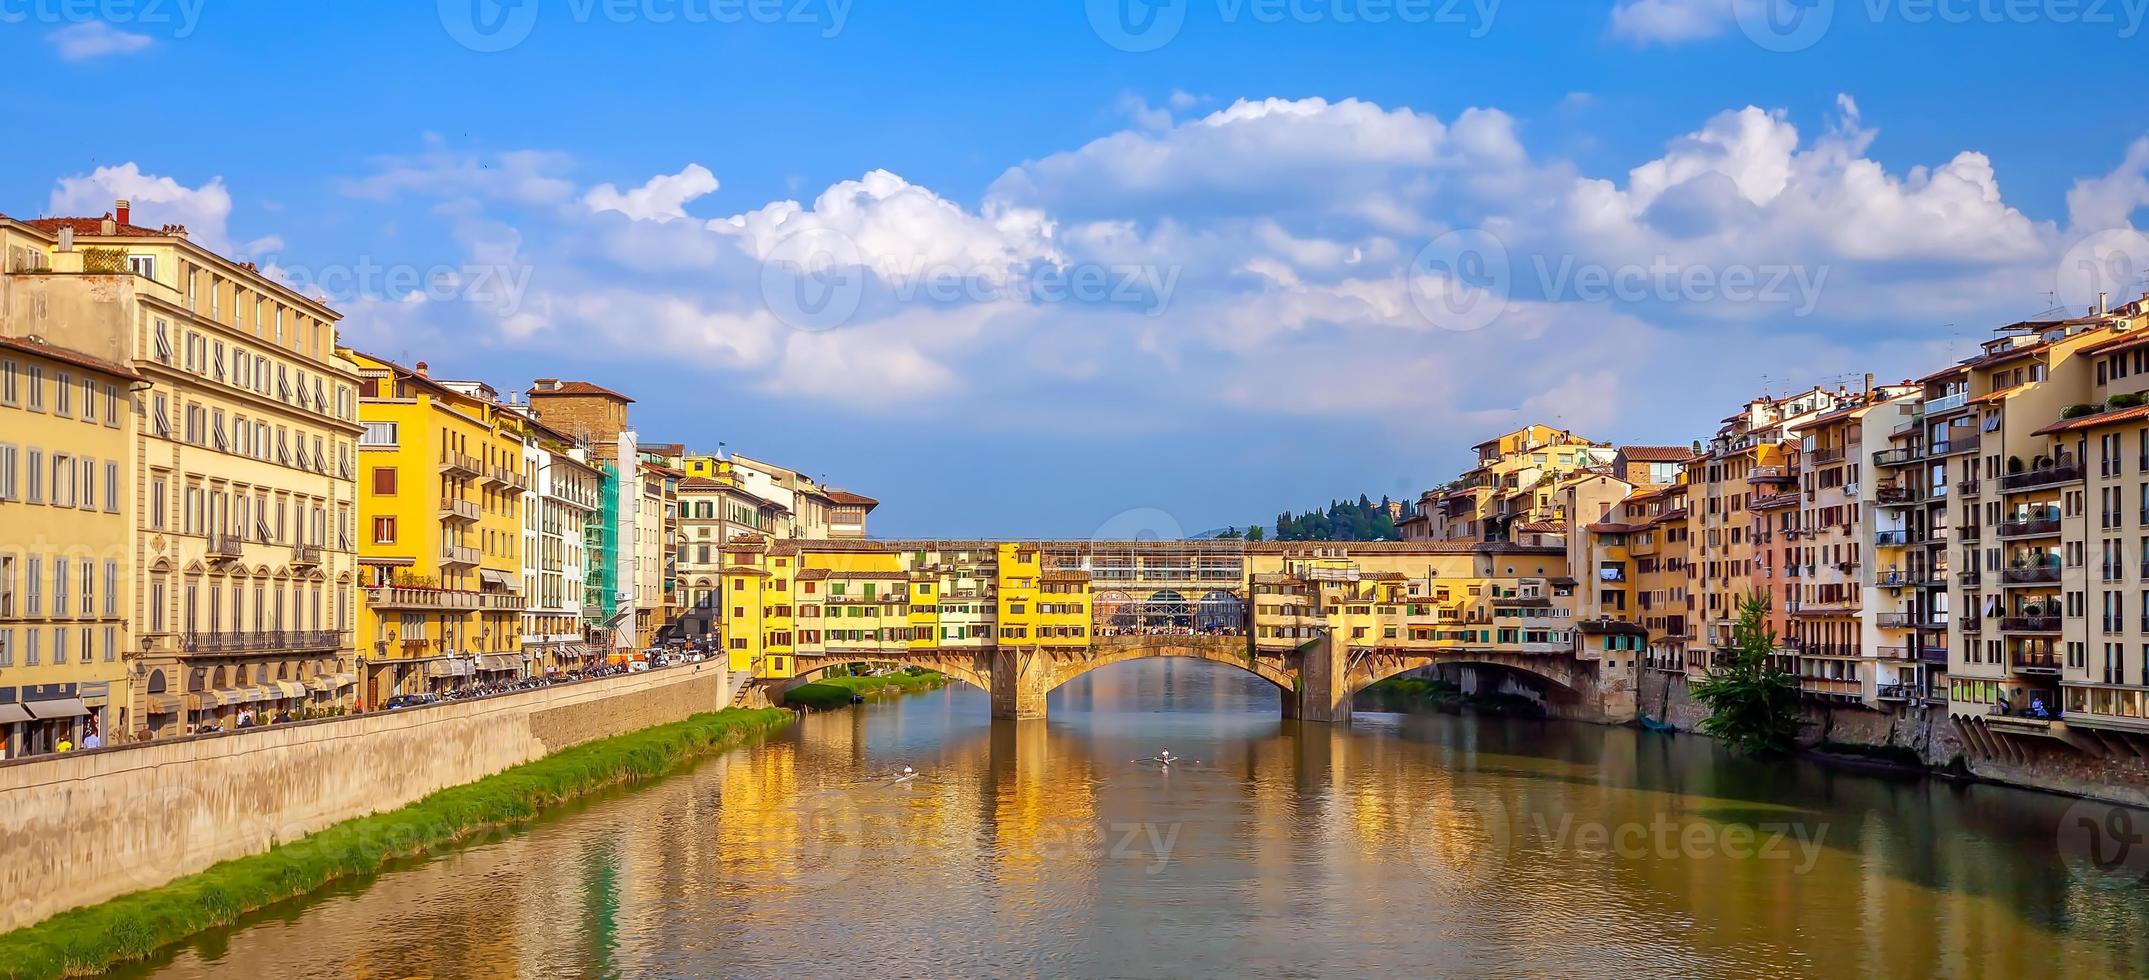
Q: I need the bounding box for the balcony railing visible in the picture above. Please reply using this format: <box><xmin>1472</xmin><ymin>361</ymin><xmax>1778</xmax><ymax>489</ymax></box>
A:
<box><xmin>477</xmin><ymin>592</ymin><xmax>527</xmax><ymax>611</ymax></box>
<box><xmin>1957</xmin><ymin>479</ymin><xmax>1982</xmax><ymax>496</ymax></box>
<box><xmin>1748</xmin><ymin>465</ymin><xmax>1793</xmax><ymax>483</ymax></box>
<box><xmin>1876</xmin><ymin>484</ymin><xmax>1917</xmax><ymax>505</ymax></box>
<box><xmin>2000</xmin><ymin>461</ymin><xmax>2084</xmax><ymax>492</ymax></box>
<box><xmin>440</xmin><ymin>451</ymin><xmax>482</xmax><ymax>477</ymax></box>
<box><xmin>1874</xmin><ymin>530</ymin><xmax>1911</xmax><ymax>547</ymax></box>
<box><xmin>1958</xmin><ymin>569</ymin><xmax>1983</xmax><ymax>587</ymax></box>
<box><xmin>1925</xmin><ymin>390</ymin><xmax>1970</xmax><ymax>415</ymax></box>
<box><xmin>1932</xmin><ymin>434</ymin><xmax>1980</xmax><ymax>456</ymax></box>
<box><xmin>206</xmin><ymin>533</ymin><xmax>243</xmax><ymax>560</ymax></box>
<box><xmin>2001</xmin><ymin>564</ymin><xmax>2062</xmax><ymax>585</ymax></box>
<box><xmin>181</xmin><ymin>630</ymin><xmax>345</xmax><ymax>655</ymax></box>
<box><xmin>1997</xmin><ymin>516</ymin><xmax>2062</xmax><ymax>539</ymax></box>
<box><xmin>365</xmin><ymin>585</ymin><xmax>481</xmax><ymax>610</ymax></box>
<box><xmin>1870</xmin><ymin>448</ymin><xmax>1916</xmax><ymax>467</ymax></box>
<box><xmin>1813</xmin><ymin>446</ymin><xmax>1847</xmax><ymax>464</ymax></box>
<box><xmin>2011</xmin><ymin>649</ymin><xmax>2063</xmax><ymax>674</ymax></box>
<box><xmin>440</xmin><ymin>544</ymin><xmax>481</xmax><ymax>566</ymax></box>
<box><xmin>1875</xmin><ymin>612</ymin><xmax>1914</xmax><ymax>629</ymax></box>
<box><xmin>1999</xmin><ymin>615</ymin><xmax>2062</xmax><ymax>633</ymax></box>
<box><xmin>440</xmin><ymin>497</ymin><xmax>481</xmax><ymax>522</ymax></box>
<box><xmin>1920</xmin><ymin>646</ymin><xmax>1951</xmax><ymax>664</ymax></box>
<box><xmin>291</xmin><ymin>544</ymin><xmax>323</xmax><ymax>567</ymax></box>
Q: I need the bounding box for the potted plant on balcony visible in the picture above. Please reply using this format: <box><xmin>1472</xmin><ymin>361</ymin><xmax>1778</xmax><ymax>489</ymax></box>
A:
<box><xmin>2008</xmin><ymin>455</ymin><xmax>2025</xmax><ymax>474</ymax></box>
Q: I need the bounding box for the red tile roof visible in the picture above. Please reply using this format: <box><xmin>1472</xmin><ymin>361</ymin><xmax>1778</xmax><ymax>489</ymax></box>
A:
<box><xmin>1617</xmin><ymin>445</ymin><xmax>1694</xmax><ymax>462</ymax></box>
<box><xmin>2032</xmin><ymin>403</ymin><xmax>2149</xmax><ymax>436</ymax></box>
<box><xmin>529</xmin><ymin>379</ymin><xmax>634</xmax><ymax>403</ymax></box>
<box><xmin>21</xmin><ymin>216</ymin><xmax>173</xmax><ymax>238</ymax></box>
<box><xmin>822</xmin><ymin>489</ymin><xmax>878</xmax><ymax>507</ymax></box>
<box><xmin>0</xmin><ymin>335</ymin><xmax>141</xmax><ymax>380</ymax></box>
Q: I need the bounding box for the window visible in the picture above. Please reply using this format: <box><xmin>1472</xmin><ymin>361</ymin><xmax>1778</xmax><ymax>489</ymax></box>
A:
<box><xmin>81</xmin><ymin>377</ymin><xmax>97</xmax><ymax>424</ymax></box>
<box><xmin>372</xmin><ymin>467</ymin><xmax>397</xmax><ymax>495</ymax></box>
<box><xmin>80</xmin><ymin>560</ymin><xmax>95</xmax><ymax>616</ymax></box>
<box><xmin>103</xmin><ymin>382</ymin><xmax>118</xmax><ymax>427</ymax></box>
<box><xmin>26</xmin><ymin>449</ymin><xmax>43</xmax><ymax>504</ymax></box>
<box><xmin>372</xmin><ymin>516</ymin><xmax>397</xmax><ymax>544</ymax></box>
<box><xmin>0</xmin><ymin>444</ymin><xmax>15</xmax><ymax>501</ymax></box>
<box><xmin>53</xmin><ymin>371</ymin><xmax>71</xmax><ymax>417</ymax></box>
<box><xmin>127</xmin><ymin>254</ymin><xmax>155</xmax><ymax>278</ymax></box>
<box><xmin>25</xmin><ymin>365</ymin><xmax>42</xmax><ymax>411</ymax></box>
<box><xmin>0</xmin><ymin>359</ymin><xmax>14</xmax><ymax>406</ymax></box>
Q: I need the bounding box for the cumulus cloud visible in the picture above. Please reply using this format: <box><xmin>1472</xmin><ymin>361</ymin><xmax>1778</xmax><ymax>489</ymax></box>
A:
<box><xmin>45</xmin><ymin>21</ymin><xmax>152</xmax><ymax>61</ymax></box>
<box><xmin>583</xmin><ymin>164</ymin><xmax>719</xmax><ymax>221</ymax></box>
<box><xmin>49</xmin><ymin>163</ymin><xmax>233</xmax><ymax>250</ymax></box>
<box><xmin>321</xmin><ymin>96</ymin><xmax>2148</xmax><ymax>428</ymax></box>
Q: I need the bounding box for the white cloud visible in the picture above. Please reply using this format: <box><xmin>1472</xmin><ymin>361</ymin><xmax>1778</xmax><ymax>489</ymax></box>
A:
<box><xmin>342</xmin><ymin>138</ymin><xmax>576</xmax><ymax>206</ymax></box>
<box><xmin>49</xmin><ymin>163</ymin><xmax>233</xmax><ymax>250</ymax></box>
<box><xmin>583</xmin><ymin>164</ymin><xmax>719</xmax><ymax>221</ymax></box>
<box><xmin>45</xmin><ymin>21</ymin><xmax>152</xmax><ymax>61</ymax></box>
<box><xmin>1608</xmin><ymin>0</ymin><xmax>1735</xmax><ymax>43</ymax></box>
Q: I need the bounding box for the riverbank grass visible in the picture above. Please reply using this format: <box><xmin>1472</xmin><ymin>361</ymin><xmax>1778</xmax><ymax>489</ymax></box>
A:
<box><xmin>783</xmin><ymin>669</ymin><xmax>949</xmax><ymax>710</ymax></box>
<box><xmin>0</xmin><ymin>707</ymin><xmax>793</xmax><ymax>980</ymax></box>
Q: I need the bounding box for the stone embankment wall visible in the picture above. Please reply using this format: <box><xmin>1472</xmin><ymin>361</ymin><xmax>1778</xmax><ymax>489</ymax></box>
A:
<box><xmin>0</xmin><ymin>663</ymin><xmax>728</xmax><ymax>934</ymax></box>
<box><xmin>1635</xmin><ymin>668</ymin><xmax>2149</xmax><ymax>807</ymax></box>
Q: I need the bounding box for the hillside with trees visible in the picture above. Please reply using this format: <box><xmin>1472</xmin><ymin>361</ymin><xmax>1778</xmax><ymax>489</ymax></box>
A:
<box><xmin>1213</xmin><ymin>495</ymin><xmax>1411</xmax><ymax>541</ymax></box>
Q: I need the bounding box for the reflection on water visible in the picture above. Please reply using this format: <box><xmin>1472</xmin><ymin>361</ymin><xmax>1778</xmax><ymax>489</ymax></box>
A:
<box><xmin>131</xmin><ymin>659</ymin><xmax>2149</xmax><ymax>978</ymax></box>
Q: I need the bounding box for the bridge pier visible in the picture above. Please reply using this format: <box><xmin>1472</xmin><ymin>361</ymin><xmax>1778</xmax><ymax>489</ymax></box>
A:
<box><xmin>991</xmin><ymin>648</ymin><xmax>1052</xmax><ymax>720</ymax></box>
<box><xmin>1292</xmin><ymin>633</ymin><xmax>1352</xmax><ymax>724</ymax></box>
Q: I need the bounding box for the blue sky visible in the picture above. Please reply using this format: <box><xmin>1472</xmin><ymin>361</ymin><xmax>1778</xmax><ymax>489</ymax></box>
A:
<box><xmin>5</xmin><ymin>1</ymin><xmax>2149</xmax><ymax>536</ymax></box>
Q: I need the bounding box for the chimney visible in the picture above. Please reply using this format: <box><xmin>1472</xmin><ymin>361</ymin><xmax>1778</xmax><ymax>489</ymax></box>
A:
<box><xmin>115</xmin><ymin>199</ymin><xmax>130</xmax><ymax>227</ymax></box>
<box><xmin>415</xmin><ymin>361</ymin><xmax>430</xmax><ymax>378</ymax></box>
<box><xmin>1863</xmin><ymin>373</ymin><xmax>1874</xmax><ymax>397</ymax></box>
<box><xmin>99</xmin><ymin>213</ymin><xmax>116</xmax><ymax>236</ymax></box>
<box><xmin>2099</xmin><ymin>291</ymin><xmax>2109</xmax><ymax>316</ymax></box>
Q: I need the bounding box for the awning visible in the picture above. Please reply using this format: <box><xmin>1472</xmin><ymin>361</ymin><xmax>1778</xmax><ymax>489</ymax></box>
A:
<box><xmin>0</xmin><ymin>703</ymin><xmax>31</xmax><ymax>725</ymax></box>
<box><xmin>144</xmin><ymin>694</ymin><xmax>183</xmax><ymax>716</ymax></box>
<box><xmin>426</xmin><ymin>659</ymin><xmax>474</xmax><ymax>678</ymax></box>
<box><xmin>25</xmin><ymin>698</ymin><xmax>90</xmax><ymax>720</ymax></box>
<box><xmin>477</xmin><ymin>654</ymin><xmax>523</xmax><ymax>672</ymax></box>
<box><xmin>478</xmin><ymin>569</ymin><xmax>519</xmax><ymax>591</ymax></box>
<box><xmin>230</xmin><ymin>687</ymin><xmax>275</xmax><ymax>704</ymax></box>
<box><xmin>273</xmin><ymin>681</ymin><xmax>309</xmax><ymax>699</ymax></box>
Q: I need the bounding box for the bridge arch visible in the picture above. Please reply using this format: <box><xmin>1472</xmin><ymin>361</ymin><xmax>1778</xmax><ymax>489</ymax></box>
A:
<box><xmin>787</xmin><ymin>654</ymin><xmax>993</xmax><ymax>695</ymax></box>
<box><xmin>1141</xmin><ymin>590</ymin><xmax>1190</xmax><ymax>630</ymax></box>
<box><xmin>1045</xmin><ymin>637</ymin><xmax>1293</xmax><ymax>696</ymax></box>
<box><xmin>1341</xmin><ymin>652</ymin><xmax>1586</xmax><ymax>703</ymax></box>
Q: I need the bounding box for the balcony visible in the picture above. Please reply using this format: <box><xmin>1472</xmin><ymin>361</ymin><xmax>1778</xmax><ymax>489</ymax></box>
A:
<box><xmin>1999</xmin><ymin>615</ymin><xmax>2062</xmax><ymax>633</ymax></box>
<box><xmin>182</xmin><ymin>630</ymin><xmax>345</xmax><ymax>655</ymax></box>
<box><xmin>206</xmin><ymin>533</ymin><xmax>243</xmax><ymax>561</ymax></box>
<box><xmin>440</xmin><ymin>497</ymin><xmax>481</xmax><ymax>522</ymax></box>
<box><xmin>1876</xmin><ymin>484</ymin><xmax>1918</xmax><ymax>506</ymax></box>
<box><xmin>1874</xmin><ymin>529</ymin><xmax>1911</xmax><ymax>547</ymax></box>
<box><xmin>1931</xmin><ymin>434</ymin><xmax>1981</xmax><ymax>456</ymax></box>
<box><xmin>2001</xmin><ymin>564</ymin><xmax>2062</xmax><ymax>586</ymax></box>
<box><xmin>477</xmin><ymin>592</ymin><xmax>527</xmax><ymax>611</ymax></box>
<box><xmin>1961</xmin><ymin>616</ymin><xmax>1983</xmax><ymax>633</ymax></box>
<box><xmin>1748</xmin><ymin>465</ymin><xmax>1794</xmax><ymax>484</ymax></box>
<box><xmin>1920</xmin><ymin>646</ymin><xmax>1951</xmax><ymax>665</ymax></box>
<box><xmin>440</xmin><ymin>451</ymin><xmax>482</xmax><ymax>478</ymax></box>
<box><xmin>1925</xmin><ymin>390</ymin><xmax>1971</xmax><ymax>415</ymax></box>
<box><xmin>1875</xmin><ymin>612</ymin><xmax>1914</xmax><ymax>629</ymax></box>
<box><xmin>365</xmin><ymin>585</ymin><xmax>480</xmax><ymax>610</ymax></box>
<box><xmin>1813</xmin><ymin>446</ymin><xmax>1847</xmax><ymax>465</ymax></box>
<box><xmin>440</xmin><ymin>543</ymin><xmax>481</xmax><ymax>567</ymax></box>
<box><xmin>2000</xmin><ymin>461</ymin><xmax>2084</xmax><ymax>492</ymax></box>
<box><xmin>1875</xmin><ymin>570</ymin><xmax>1917</xmax><ymax>588</ymax></box>
<box><xmin>1872</xmin><ymin>448</ymin><xmax>1917</xmax><ymax>467</ymax></box>
<box><xmin>291</xmin><ymin>544</ymin><xmax>323</xmax><ymax>568</ymax></box>
<box><xmin>1996</xmin><ymin>516</ymin><xmax>2061</xmax><ymax>539</ymax></box>
<box><xmin>2010</xmin><ymin>649</ymin><xmax>2062</xmax><ymax>674</ymax></box>
<box><xmin>1956</xmin><ymin>479</ymin><xmax>1982</xmax><ymax>496</ymax></box>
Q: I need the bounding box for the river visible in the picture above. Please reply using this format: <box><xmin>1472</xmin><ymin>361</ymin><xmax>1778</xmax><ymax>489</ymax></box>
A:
<box><xmin>128</xmin><ymin>659</ymin><xmax>2149</xmax><ymax>978</ymax></box>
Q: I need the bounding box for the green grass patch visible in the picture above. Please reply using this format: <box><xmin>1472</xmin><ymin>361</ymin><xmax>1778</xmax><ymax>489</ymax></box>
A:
<box><xmin>0</xmin><ymin>707</ymin><xmax>792</xmax><ymax>980</ymax></box>
<box><xmin>783</xmin><ymin>669</ymin><xmax>949</xmax><ymax>711</ymax></box>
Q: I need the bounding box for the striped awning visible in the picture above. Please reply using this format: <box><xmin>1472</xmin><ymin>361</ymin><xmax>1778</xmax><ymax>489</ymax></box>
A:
<box><xmin>144</xmin><ymin>694</ymin><xmax>184</xmax><ymax>715</ymax></box>
<box><xmin>272</xmin><ymin>681</ymin><xmax>309</xmax><ymax>699</ymax></box>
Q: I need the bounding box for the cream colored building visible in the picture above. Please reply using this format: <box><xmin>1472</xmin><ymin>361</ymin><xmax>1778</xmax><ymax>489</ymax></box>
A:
<box><xmin>0</xmin><ymin>204</ymin><xmax>361</xmax><ymax>734</ymax></box>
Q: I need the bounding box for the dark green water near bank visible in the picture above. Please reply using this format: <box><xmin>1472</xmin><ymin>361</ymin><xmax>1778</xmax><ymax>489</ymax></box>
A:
<box><xmin>129</xmin><ymin>659</ymin><xmax>2149</xmax><ymax>978</ymax></box>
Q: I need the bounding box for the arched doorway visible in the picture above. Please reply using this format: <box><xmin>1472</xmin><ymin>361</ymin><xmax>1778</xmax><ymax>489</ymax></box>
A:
<box><xmin>1093</xmin><ymin>589</ymin><xmax>1136</xmax><ymax>635</ymax></box>
<box><xmin>1141</xmin><ymin>590</ymin><xmax>1190</xmax><ymax>631</ymax></box>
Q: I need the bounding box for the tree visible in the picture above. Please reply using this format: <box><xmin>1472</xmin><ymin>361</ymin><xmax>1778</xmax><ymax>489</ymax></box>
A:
<box><xmin>1245</xmin><ymin>525</ymin><xmax>1265</xmax><ymax>541</ymax></box>
<box><xmin>1217</xmin><ymin>526</ymin><xmax>1241</xmax><ymax>540</ymax></box>
<box><xmin>1690</xmin><ymin>592</ymin><xmax>1805</xmax><ymax>757</ymax></box>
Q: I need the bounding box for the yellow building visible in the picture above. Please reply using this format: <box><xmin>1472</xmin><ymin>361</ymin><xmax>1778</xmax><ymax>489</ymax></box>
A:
<box><xmin>0</xmin><ymin>336</ymin><xmax>139</xmax><ymax>755</ymax></box>
<box><xmin>1409</xmin><ymin>424</ymin><xmax>1611</xmax><ymax>543</ymax></box>
<box><xmin>344</xmin><ymin>352</ymin><xmax>533</xmax><ymax>704</ymax></box>
<box><xmin>1</xmin><ymin>205</ymin><xmax>363</xmax><ymax>735</ymax></box>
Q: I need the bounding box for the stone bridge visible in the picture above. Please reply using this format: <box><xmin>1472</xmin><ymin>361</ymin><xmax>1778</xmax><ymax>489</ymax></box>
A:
<box><xmin>762</xmin><ymin>634</ymin><xmax>1599</xmax><ymax>722</ymax></box>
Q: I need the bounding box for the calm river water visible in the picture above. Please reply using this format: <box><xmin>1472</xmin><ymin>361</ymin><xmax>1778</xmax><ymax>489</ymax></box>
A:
<box><xmin>130</xmin><ymin>659</ymin><xmax>2149</xmax><ymax>978</ymax></box>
